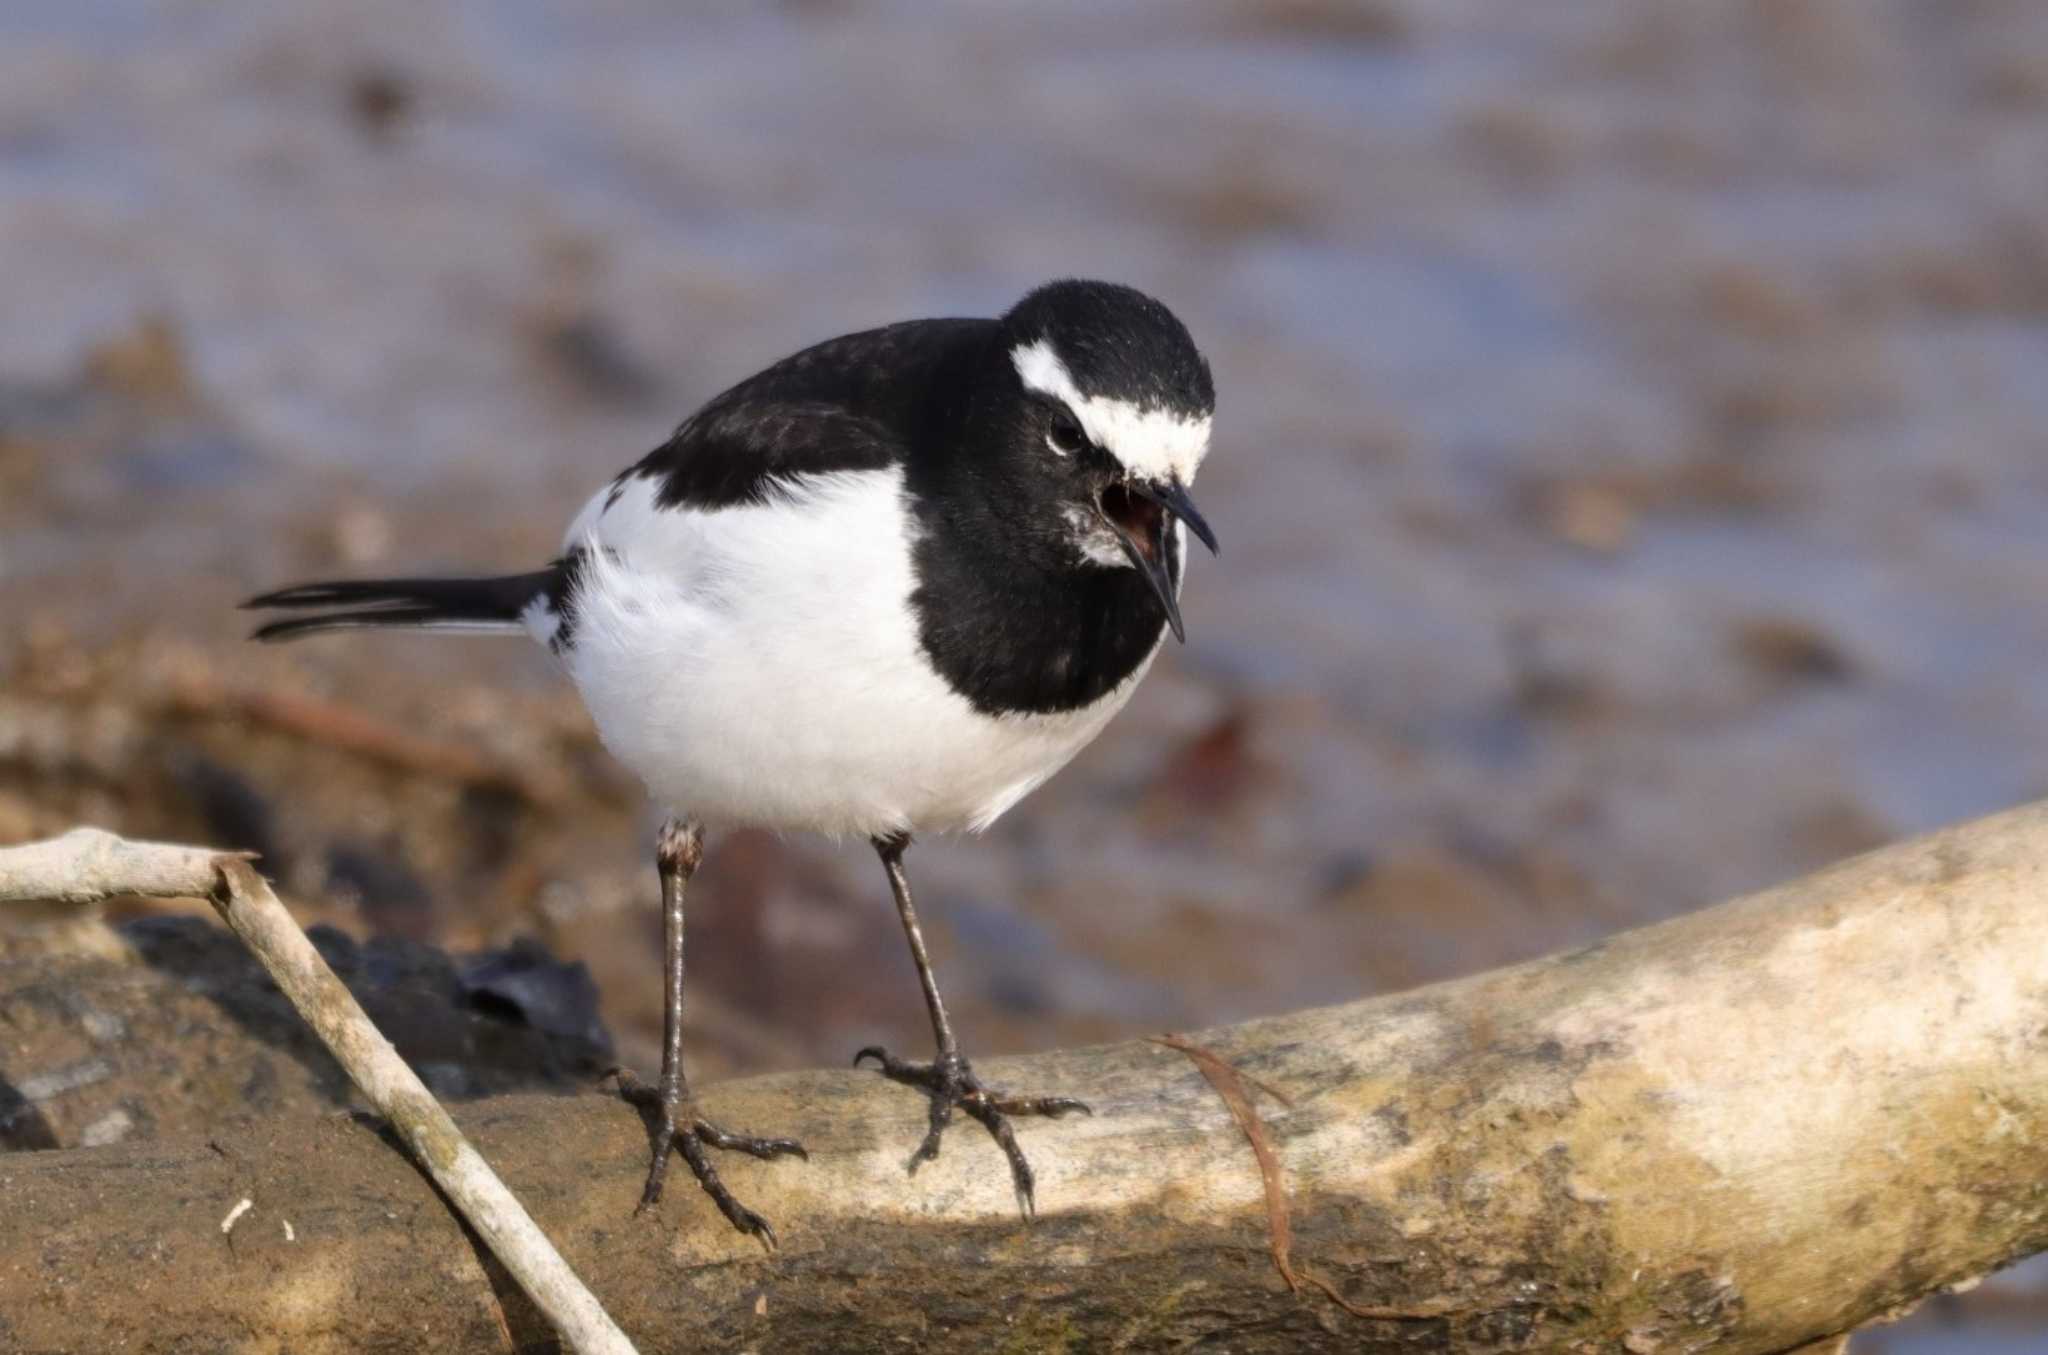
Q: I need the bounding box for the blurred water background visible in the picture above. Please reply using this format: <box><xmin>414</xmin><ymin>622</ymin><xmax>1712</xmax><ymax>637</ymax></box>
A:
<box><xmin>3</xmin><ymin>2</ymin><xmax>2046</xmax><ymax>1346</ymax></box>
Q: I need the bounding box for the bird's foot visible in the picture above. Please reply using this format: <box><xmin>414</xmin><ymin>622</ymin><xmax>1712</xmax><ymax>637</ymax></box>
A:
<box><xmin>608</xmin><ymin>1067</ymin><xmax>808</xmax><ymax>1248</ymax></box>
<box><xmin>852</xmin><ymin>1046</ymin><xmax>1090</xmax><ymax>1216</ymax></box>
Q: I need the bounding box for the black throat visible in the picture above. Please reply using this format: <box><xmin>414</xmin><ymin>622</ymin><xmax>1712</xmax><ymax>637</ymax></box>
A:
<box><xmin>900</xmin><ymin>332</ymin><xmax>1181</xmax><ymax>718</ymax></box>
<box><xmin>906</xmin><ymin>520</ymin><xmax>1180</xmax><ymax>717</ymax></box>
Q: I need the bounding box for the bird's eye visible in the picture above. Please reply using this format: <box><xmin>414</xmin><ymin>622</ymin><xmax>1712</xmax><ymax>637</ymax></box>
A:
<box><xmin>1047</xmin><ymin>408</ymin><xmax>1086</xmax><ymax>454</ymax></box>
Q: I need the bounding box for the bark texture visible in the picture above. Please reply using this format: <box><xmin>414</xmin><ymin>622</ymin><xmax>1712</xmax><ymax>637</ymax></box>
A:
<box><xmin>8</xmin><ymin>801</ymin><xmax>2048</xmax><ymax>1353</ymax></box>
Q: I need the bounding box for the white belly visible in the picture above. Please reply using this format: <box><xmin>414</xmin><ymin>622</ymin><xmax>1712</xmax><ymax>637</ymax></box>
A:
<box><xmin>545</xmin><ymin>468</ymin><xmax>1155</xmax><ymax>837</ymax></box>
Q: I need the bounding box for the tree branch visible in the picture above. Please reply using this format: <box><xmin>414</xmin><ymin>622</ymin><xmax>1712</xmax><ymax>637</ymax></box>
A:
<box><xmin>8</xmin><ymin>802</ymin><xmax>2048</xmax><ymax>1352</ymax></box>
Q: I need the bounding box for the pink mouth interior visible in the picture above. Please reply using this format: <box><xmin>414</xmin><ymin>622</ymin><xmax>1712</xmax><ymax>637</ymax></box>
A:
<box><xmin>1100</xmin><ymin>484</ymin><xmax>1165</xmax><ymax>562</ymax></box>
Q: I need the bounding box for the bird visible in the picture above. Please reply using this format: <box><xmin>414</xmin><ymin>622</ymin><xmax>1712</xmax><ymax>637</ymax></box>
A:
<box><xmin>243</xmin><ymin>278</ymin><xmax>1219</xmax><ymax>1246</ymax></box>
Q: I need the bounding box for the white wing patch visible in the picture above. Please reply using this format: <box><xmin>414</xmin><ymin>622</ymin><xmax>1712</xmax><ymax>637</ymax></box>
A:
<box><xmin>1010</xmin><ymin>338</ymin><xmax>1211</xmax><ymax>485</ymax></box>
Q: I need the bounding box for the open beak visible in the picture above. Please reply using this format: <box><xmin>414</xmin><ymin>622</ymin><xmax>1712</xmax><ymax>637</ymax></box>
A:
<box><xmin>1097</xmin><ymin>477</ymin><xmax>1219</xmax><ymax>644</ymax></box>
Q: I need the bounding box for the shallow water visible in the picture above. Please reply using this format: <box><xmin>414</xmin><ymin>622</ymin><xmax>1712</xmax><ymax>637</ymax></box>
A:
<box><xmin>4</xmin><ymin>0</ymin><xmax>2047</xmax><ymax>1344</ymax></box>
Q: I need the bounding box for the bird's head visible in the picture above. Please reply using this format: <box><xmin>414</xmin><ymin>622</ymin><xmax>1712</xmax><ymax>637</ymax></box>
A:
<box><xmin>990</xmin><ymin>280</ymin><xmax>1218</xmax><ymax>642</ymax></box>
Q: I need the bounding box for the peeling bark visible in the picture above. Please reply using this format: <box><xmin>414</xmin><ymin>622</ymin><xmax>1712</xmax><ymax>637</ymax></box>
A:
<box><xmin>8</xmin><ymin>802</ymin><xmax>2048</xmax><ymax>1352</ymax></box>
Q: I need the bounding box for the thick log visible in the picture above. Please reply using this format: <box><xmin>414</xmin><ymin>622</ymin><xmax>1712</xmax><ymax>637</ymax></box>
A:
<box><xmin>7</xmin><ymin>802</ymin><xmax>2048</xmax><ymax>1352</ymax></box>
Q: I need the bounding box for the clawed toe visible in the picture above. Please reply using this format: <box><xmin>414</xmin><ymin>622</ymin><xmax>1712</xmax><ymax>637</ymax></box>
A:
<box><xmin>694</xmin><ymin>1122</ymin><xmax>809</xmax><ymax>1161</ymax></box>
<box><xmin>854</xmin><ymin>1046</ymin><xmax>1089</xmax><ymax>1216</ymax></box>
<box><xmin>611</xmin><ymin>1069</ymin><xmax>806</xmax><ymax>1246</ymax></box>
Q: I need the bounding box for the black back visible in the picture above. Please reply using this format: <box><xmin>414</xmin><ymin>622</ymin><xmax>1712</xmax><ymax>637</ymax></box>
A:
<box><xmin>620</xmin><ymin>319</ymin><xmax>986</xmax><ymax>510</ymax></box>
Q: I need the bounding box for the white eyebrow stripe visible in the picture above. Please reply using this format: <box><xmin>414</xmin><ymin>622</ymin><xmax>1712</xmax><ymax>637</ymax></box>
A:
<box><xmin>1010</xmin><ymin>338</ymin><xmax>1211</xmax><ymax>485</ymax></box>
<box><xmin>1011</xmin><ymin>337</ymin><xmax>1086</xmax><ymax>408</ymax></box>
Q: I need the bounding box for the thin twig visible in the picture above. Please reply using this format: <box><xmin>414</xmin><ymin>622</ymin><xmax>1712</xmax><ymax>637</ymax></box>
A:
<box><xmin>0</xmin><ymin>829</ymin><xmax>637</xmax><ymax>1355</ymax></box>
<box><xmin>0</xmin><ymin>826</ymin><xmax>243</xmax><ymax>905</ymax></box>
<box><xmin>1150</xmin><ymin>1033</ymin><xmax>1455</xmax><ymax>1323</ymax></box>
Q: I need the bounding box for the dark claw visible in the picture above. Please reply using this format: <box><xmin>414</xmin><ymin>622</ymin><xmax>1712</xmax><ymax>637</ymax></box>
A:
<box><xmin>909</xmin><ymin>1088</ymin><xmax>953</xmax><ymax>1173</ymax></box>
<box><xmin>609</xmin><ymin>1068</ymin><xmax>806</xmax><ymax>1246</ymax></box>
<box><xmin>694</xmin><ymin>1122</ymin><xmax>809</xmax><ymax>1162</ymax></box>
<box><xmin>854</xmin><ymin>1046</ymin><xmax>1089</xmax><ymax>1217</ymax></box>
<box><xmin>990</xmin><ymin>1094</ymin><xmax>1092</xmax><ymax>1119</ymax></box>
<box><xmin>676</xmin><ymin>1131</ymin><xmax>779</xmax><ymax>1249</ymax></box>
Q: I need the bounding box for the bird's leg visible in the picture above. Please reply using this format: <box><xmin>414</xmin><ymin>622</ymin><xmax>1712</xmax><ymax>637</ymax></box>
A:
<box><xmin>853</xmin><ymin>832</ymin><xmax>1090</xmax><ymax>1216</ymax></box>
<box><xmin>611</xmin><ymin>818</ymin><xmax>806</xmax><ymax>1247</ymax></box>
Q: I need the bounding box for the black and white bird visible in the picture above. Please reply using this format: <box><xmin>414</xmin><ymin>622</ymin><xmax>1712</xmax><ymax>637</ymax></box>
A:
<box><xmin>245</xmin><ymin>278</ymin><xmax>1219</xmax><ymax>1244</ymax></box>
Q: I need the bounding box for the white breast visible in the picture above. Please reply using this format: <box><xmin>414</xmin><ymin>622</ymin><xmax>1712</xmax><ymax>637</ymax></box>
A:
<box><xmin>534</xmin><ymin>469</ymin><xmax>1157</xmax><ymax>837</ymax></box>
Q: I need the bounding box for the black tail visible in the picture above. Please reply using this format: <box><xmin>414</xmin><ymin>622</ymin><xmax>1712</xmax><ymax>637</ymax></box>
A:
<box><xmin>243</xmin><ymin>569</ymin><xmax>560</xmax><ymax>643</ymax></box>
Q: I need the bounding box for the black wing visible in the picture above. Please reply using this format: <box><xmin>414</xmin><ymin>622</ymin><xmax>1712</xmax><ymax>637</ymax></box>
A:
<box><xmin>618</xmin><ymin>317</ymin><xmax>990</xmax><ymax>511</ymax></box>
